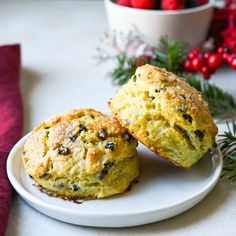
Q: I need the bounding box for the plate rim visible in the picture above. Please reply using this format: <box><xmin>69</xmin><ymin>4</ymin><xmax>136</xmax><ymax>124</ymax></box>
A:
<box><xmin>7</xmin><ymin>133</ymin><xmax>223</xmax><ymax>218</ymax></box>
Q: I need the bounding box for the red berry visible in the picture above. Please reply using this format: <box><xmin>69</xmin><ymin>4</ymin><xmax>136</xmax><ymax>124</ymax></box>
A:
<box><xmin>184</xmin><ymin>60</ymin><xmax>192</xmax><ymax>71</ymax></box>
<box><xmin>231</xmin><ymin>58</ymin><xmax>236</xmax><ymax>70</ymax></box>
<box><xmin>204</xmin><ymin>52</ymin><xmax>210</xmax><ymax>60</ymax></box>
<box><xmin>193</xmin><ymin>48</ymin><xmax>202</xmax><ymax>54</ymax></box>
<box><xmin>227</xmin><ymin>55</ymin><xmax>234</xmax><ymax>64</ymax></box>
<box><xmin>201</xmin><ymin>66</ymin><xmax>213</xmax><ymax>79</ymax></box>
<box><xmin>217</xmin><ymin>47</ymin><xmax>224</xmax><ymax>54</ymax></box>
<box><xmin>201</xmin><ymin>66</ymin><xmax>212</xmax><ymax>80</ymax></box>
<box><xmin>188</xmin><ymin>52</ymin><xmax>196</xmax><ymax>60</ymax></box>
<box><xmin>201</xmin><ymin>66</ymin><xmax>210</xmax><ymax>74</ymax></box>
<box><xmin>116</xmin><ymin>0</ymin><xmax>131</xmax><ymax>7</ymax></box>
<box><xmin>222</xmin><ymin>52</ymin><xmax>230</xmax><ymax>61</ymax></box>
<box><xmin>207</xmin><ymin>54</ymin><xmax>223</xmax><ymax>69</ymax></box>
<box><xmin>162</xmin><ymin>0</ymin><xmax>185</xmax><ymax>10</ymax></box>
<box><xmin>191</xmin><ymin>57</ymin><xmax>204</xmax><ymax>70</ymax></box>
<box><xmin>203</xmin><ymin>73</ymin><xmax>211</xmax><ymax>80</ymax></box>
<box><xmin>131</xmin><ymin>0</ymin><xmax>155</xmax><ymax>9</ymax></box>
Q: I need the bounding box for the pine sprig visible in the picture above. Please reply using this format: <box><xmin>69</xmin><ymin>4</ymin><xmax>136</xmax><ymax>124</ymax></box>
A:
<box><xmin>218</xmin><ymin>122</ymin><xmax>236</xmax><ymax>183</ymax></box>
<box><xmin>110</xmin><ymin>54</ymin><xmax>136</xmax><ymax>86</ymax></box>
<box><xmin>151</xmin><ymin>36</ymin><xmax>187</xmax><ymax>73</ymax></box>
<box><xmin>182</xmin><ymin>73</ymin><xmax>236</xmax><ymax>120</ymax></box>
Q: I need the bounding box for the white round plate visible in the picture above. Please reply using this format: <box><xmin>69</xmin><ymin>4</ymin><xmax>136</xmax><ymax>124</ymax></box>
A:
<box><xmin>7</xmin><ymin>133</ymin><xmax>223</xmax><ymax>228</ymax></box>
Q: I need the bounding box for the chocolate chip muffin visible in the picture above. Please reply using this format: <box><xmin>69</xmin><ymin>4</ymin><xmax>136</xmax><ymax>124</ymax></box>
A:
<box><xmin>109</xmin><ymin>64</ymin><xmax>218</xmax><ymax>168</ymax></box>
<box><xmin>22</xmin><ymin>109</ymin><xmax>139</xmax><ymax>200</ymax></box>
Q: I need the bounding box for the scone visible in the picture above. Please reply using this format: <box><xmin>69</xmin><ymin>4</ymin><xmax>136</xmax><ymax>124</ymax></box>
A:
<box><xmin>22</xmin><ymin>109</ymin><xmax>139</xmax><ymax>200</ymax></box>
<box><xmin>109</xmin><ymin>64</ymin><xmax>218</xmax><ymax>168</ymax></box>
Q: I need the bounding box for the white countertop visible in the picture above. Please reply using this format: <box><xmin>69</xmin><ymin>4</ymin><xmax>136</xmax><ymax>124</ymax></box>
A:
<box><xmin>2</xmin><ymin>1</ymin><xmax>236</xmax><ymax>235</ymax></box>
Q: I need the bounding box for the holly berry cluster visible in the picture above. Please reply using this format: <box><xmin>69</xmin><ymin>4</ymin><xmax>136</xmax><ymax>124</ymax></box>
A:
<box><xmin>116</xmin><ymin>0</ymin><xmax>208</xmax><ymax>10</ymax></box>
<box><xmin>184</xmin><ymin>47</ymin><xmax>236</xmax><ymax>79</ymax></box>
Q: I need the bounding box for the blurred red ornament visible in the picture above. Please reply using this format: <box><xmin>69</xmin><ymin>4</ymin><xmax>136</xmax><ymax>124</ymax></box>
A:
<box><xmin>221</xmin><ymin>14</ymin><xmax>236</xmax><ymax>53</ymax></box>
<box><xmin>209</xmin><ymin>0</ymin><xmax>236</xmax><ymax>51</ymax></box>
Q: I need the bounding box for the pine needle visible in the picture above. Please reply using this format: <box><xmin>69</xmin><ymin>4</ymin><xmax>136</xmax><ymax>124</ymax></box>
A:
<box><xmin>151</xmin><ymin>36</ymin><xmax>187</xmax><ymax>73</ymax></box>
<box><xmin>219</xmin><ymin>122</ymin><xmax>236</xmax><ymax>183</ymax></box>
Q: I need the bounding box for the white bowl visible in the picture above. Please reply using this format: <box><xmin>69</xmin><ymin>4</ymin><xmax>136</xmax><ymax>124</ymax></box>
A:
<box><xmin>105</xmin><ymin>0</ymin><xmax>214</xmax><ymax>48</ymax></box>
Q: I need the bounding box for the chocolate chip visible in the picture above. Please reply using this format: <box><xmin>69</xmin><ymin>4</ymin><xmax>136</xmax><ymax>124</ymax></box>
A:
<box><xmin>98</xmin><ymin>129</ymin><xmax>107</xmax><ymax>140</ymax></box>
<box><xmin>194</xmin><ymin>130</ymin><xmax>204</xmax><ymax>141</ymax></box>
<box><xmin>98</xmin><ymin>162</ymin><xmax>114</xmax><ymax>180</ymax></box>
<box><xmin>183</xmin><ymin>114</ymin><xmax>193</xmax><ymax>123</ymax></box>
<box><xmin>132</xmin><ymin>75</ymin><xmax>137</xmax><ymax>82</ymax></box>
<box><xmin>104</xmin><ymin>162</ymin><xmax>114</xmax><ymax>169</ymax></box>
<box><xmin>39</xmin><ymin>173</ymin><xmax>48</xmax><ymax>178</ymax></box>
<box><xmin>79</xmin><ymin>124</ymin><xmax>87</xmax><ymax>133</ymax></box>
<box><xmin>149</xmin><ymin>96</ymin><xmax>155</xmax><ymax>100</ymax></box>
<box><xmin>124</xmin><ymin>132</ymin><xmax>134</xmax><ymax>143</ymax></box>
<box><xmin>22</xmin><ymin>151</ymin><xmax>26</xmax><ymax>155</ymax></box>
<box><xmin>177</xmin><ymin>105</ymin><xmax>186</xmax><ymax>113</ymax></box>
<box><xmin>69</xmin><ymin>134</ymin><xmax>77</xmax><ymax>142</ymax></box>
<box><xmin>180</xmin><ymin>94</ymin><xmax>186</xmax><ymax>99</ymax></box>
<box><xmin>155</xmin><ymin>88</ymin><xmax>164</xmax><ymax>93</ymax></box>
<box><xmin>105</xmin><ymin>142</ymin><xmax>115</xmax><ymax>151</ymax></box>
<box><xmin>58</xmin><ymin>146</ymin><xmax>69</xmax><ymax>155</ymax></box>
<box><xmin>98</xmin><ymin>169</ymin><xmax>108</xmax><ymax>180</ymax></box>
<box><xmin>72</xmin><ymin>184</ymin><xmax>80</xmax><ymax>191</ymax></box>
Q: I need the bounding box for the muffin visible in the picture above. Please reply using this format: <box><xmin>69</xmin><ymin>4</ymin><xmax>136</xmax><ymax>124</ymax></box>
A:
<box><xmin>109</xmin><ymin>64</ymin><xmax>218</xmax><ymax>168</ymax></box>
<box><xmin>22</xmin><ymin>109</ymin><xmax>139</xmax><ymax>200</ymax></box>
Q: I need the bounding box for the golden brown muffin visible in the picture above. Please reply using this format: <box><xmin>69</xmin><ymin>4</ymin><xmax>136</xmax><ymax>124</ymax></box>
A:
<box><xmin>22</xmin><ymin>109</ymin><xmax>139</xmax><ymax>200</ymax></box>
<box><xmin>109</xmin><ymin>64</ymin><xmax>218</xmax><ymax>168</ymax></box>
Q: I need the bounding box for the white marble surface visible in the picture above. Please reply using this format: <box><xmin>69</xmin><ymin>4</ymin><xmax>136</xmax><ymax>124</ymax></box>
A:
<box><xmin>1</xmin><ymin>0</ymin><xmax>236</xmax><ymax>235</ymax></box>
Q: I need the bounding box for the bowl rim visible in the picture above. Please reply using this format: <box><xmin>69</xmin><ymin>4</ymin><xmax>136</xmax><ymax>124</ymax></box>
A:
<box><xmin>105</xmin><ymin>0</ymin><xmax>215</xmax><ymax>15</ymax></box>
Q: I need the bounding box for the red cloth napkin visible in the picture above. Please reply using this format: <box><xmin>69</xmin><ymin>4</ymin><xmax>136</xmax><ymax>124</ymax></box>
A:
<box><xmin>0</xmin><ymin>45</ymin><xmax>23</xmax><ymax>236</ymax></box>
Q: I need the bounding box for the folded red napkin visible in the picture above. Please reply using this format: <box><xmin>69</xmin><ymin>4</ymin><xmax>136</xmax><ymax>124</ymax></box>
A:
<box><xmin>0</xmin><ymin>45</ymin><xmax>23</xmax><ymax>236</ymax></box>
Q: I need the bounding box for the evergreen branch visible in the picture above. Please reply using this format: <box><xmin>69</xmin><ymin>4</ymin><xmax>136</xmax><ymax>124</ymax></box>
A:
<box><xmin>151</xmin><ymin>36</ymin><xmax>187</xmax><ymax>73</ymax></box>
<box><xmin>219</xmin><ymin>122</ymin><xmax>236</xmax><ymax>183</ymax></box>
<box><xmin>110</xmin><ymin>54</ymin><xmax>136</xmax><ymax>86</ymax></box>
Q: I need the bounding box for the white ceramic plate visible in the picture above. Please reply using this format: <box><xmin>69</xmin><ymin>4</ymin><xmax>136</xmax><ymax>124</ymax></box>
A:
<box><xmin>7</xmin><ymin>133</ymin><xmax>223</xmax><ymax>228</ymax></box>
